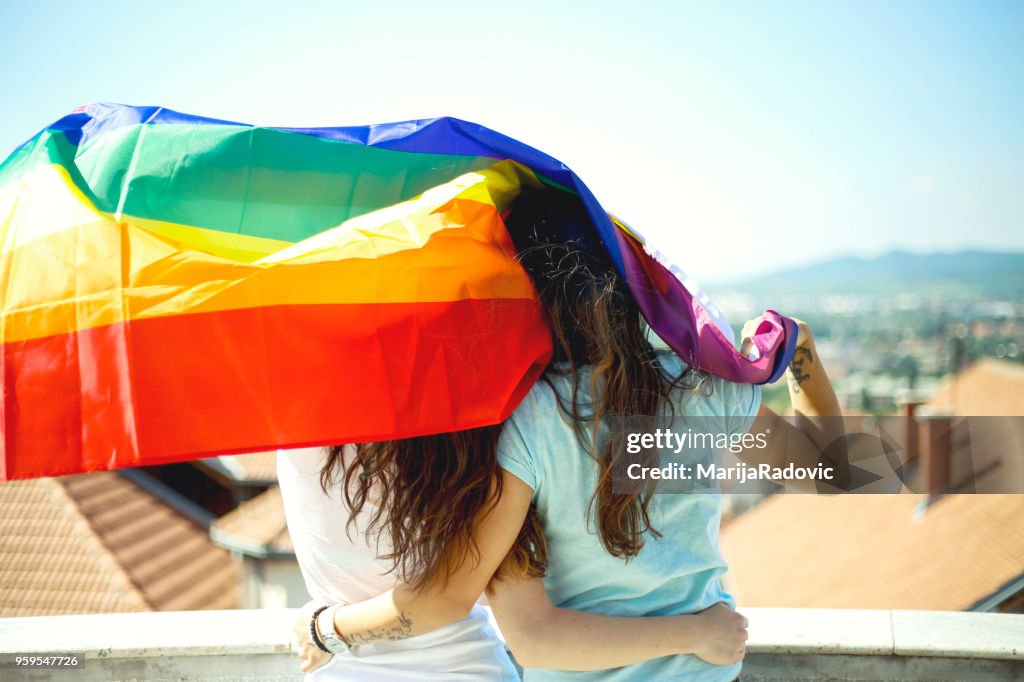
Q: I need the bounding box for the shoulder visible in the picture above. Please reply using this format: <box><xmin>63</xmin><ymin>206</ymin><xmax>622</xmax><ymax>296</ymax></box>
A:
<box><xmin>512</xmin><ymin>372</ymin><xmax>562</xmax><ymax>417</ymax></box>
<box><xmin>654</xmin><ymin>350</ymin><xmax>760</xmax><ymax>417</ymax></box>
<box><xmin>708</xmin><ymin>373</ymin><xmax>761</xmax><ymax>413</ymax></box>
<box><xmin>499</xmin><ymin>377</ymin><xmax>566</xmax><ymax>491</ymax></box>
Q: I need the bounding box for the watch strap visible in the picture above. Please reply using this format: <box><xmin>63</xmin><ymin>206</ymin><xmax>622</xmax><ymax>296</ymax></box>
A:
<box><xmin>317</xmin><ymin>603</ymin><xmax>351</xmax><ymax>654</ymax></box>
<box><xmin>309</xmin><ymin>605</ymin><xmax>331</xmax><ymax>654</ymax></box>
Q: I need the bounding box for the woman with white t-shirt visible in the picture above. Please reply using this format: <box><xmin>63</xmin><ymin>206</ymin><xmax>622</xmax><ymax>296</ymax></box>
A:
<box><xmin>278</xmin><ymin>440</ymin><xmax>520</xmax><ymax>681</ymax></box>
<box><xmin>283</xmin><ymin>188</ymin><xmax>845</xmax><ymax>680</ymax></box>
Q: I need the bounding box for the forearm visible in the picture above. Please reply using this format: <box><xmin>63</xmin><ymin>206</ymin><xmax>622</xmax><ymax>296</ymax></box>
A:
<box><xmin>489</xmin><ymin>573</ymin><xmax>711</xmax><ymax>672</ymax></box>
<box><xmin>785</xmin><ymin>336</ymin><xmax>843</xmax><ymax>447</ymax></box>
<box><xmin>502</xmin><ymin>608</ymin><xmax>701</xmax><ymax>671</ymax></box>
<box><xmin>737</xmin><ymin>319</ymin><xmax>850</xmax><ymax>490</ymax></box>
<box><xmin>331</xmin><ymin>584</ymin><xmax>472</xmax><ymax>646</ymax></box>
<box><xmin>786</xmin><ymin>335</ymin><xmax>840</xmax><ymax>417</ymax></box>
<box><xmin>780</xmin><ymin>334</ymin><xmax>866</xmax><ymax>491</ymax></box>
<box><xmin>327</xmin><ymin>471</ymin><xmax>535</xmax><ymax>648</ymax></box>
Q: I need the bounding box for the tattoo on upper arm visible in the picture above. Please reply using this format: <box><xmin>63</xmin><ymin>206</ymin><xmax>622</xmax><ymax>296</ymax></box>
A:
<box><xmin>345</xmin><ymin>612</ymin><xmax>415</xmax><ymax>646</ymax></box>
<box><xmin>788</xmin><ymin>347</ymin><xmax>813</xmax><ymax>393</ymax></box>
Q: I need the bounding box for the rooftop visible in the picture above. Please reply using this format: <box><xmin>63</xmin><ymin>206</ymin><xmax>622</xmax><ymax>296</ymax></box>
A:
<box><xmin>0</xmin><ymin>471</ymin><xmax>239</xmax><ymax>616</ymax></box>
<box><xmin>210</xmin><ymin>485</ymin><xmax>294</xmax><ymax>557</ymax></box>
<box><xmin>721</xmin><ymin>493</ymin><xmax>1024</xmax><ymax>611</ymax></box>
<box><xmin>926</xmin><ymin>356</ymin><xmax>1024</xmax><ymax>416</ymax></box>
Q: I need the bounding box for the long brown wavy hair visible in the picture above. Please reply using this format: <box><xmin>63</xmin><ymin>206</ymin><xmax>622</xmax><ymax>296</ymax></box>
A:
<box><xmin>505</xmin><ymin>187</ymin><xmax>707</xmax><ymax>561</ymax></box>
<box><xmin>320</xmin><ymin>428</ymin><xmax>547</xmax><ymax>589</ymax></box>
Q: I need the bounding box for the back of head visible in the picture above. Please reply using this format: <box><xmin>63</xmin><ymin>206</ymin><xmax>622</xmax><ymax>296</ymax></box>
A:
<box><xmin>506</xmin><ymin>187</ymin><xmax>636</xmax><ymax>368</ymax></box>
<box><xmin>505</xmin><ymin>188</ymin><xmax>702</xmax><ymax>560</ymax></box>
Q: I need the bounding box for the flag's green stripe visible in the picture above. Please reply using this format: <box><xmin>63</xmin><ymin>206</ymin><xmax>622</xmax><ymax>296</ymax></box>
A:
<box><xmin>5</xmin><ymin>125</ymin><xmax>496</xmax><ymax>243</ymax></box>
<box><xmin>77</xmin><ymin>124</ymin><xmax>500</xmax><ymax>242</ymax></box>
<box><xmin>2</xmin><ymin>123</ymin><xmax>575</xmax><ymax>244</ymax></box>
<box><xmin>0</xmin><ymin>132</ymin><xmax>72</xmax><ymax>190</ymax></box>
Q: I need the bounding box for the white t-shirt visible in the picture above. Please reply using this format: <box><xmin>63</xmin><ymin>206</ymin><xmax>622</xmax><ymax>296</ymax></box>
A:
<box><xmin>277</xmin><ymin>446</ymin><xmax>519</xmax><ymax>681</ymax></box>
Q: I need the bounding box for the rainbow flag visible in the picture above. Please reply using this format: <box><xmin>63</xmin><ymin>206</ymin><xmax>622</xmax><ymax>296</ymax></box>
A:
<box><xmin>0</xmin><ymin>103</ymin><xmax>797</xmax><ymax>481</ymax></box>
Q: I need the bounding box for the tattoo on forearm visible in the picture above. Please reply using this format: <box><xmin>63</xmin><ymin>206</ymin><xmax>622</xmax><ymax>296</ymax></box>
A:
<box><xmin>788</xmin><ymin>347</ymin><xmax>813</xmax><ymax>393</ymax></box>
<box><xmin>345</xmin><ymin>612</ymin><xmax>415</xmax><ymax>645</ymax></box>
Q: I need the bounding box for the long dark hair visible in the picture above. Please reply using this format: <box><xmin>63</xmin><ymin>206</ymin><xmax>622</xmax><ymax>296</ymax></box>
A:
<box><xmin>506</xmin><ymin>187</ymin><xmax>706</xmax><ymax>559</ymax></box>
<box><xmin>319</xmin><ymin>427</ymin><xmax>547</xmax><ymax>589</ymax></box>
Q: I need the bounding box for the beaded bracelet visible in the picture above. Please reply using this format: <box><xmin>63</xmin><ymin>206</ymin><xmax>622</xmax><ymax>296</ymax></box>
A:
<box><xmin>310</xmin><ymin>605</ymin><xmax>331</xmax><ymax>654</ymax></box>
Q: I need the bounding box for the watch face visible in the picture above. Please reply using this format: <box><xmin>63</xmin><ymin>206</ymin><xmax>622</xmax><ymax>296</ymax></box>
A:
<box><xmin>324</xmin><ymin>633</ymin><xmax>349</xmax><ymax>655</ymax></box>
<box><xmin>317</xmin><ymin>608</ymin><xmax>349</xmax><ymax>654</ymax></box>
<box><xmin>315</xmin><ymin>602</ymin><xmax>352</xmax><ymax>651</ymax></box>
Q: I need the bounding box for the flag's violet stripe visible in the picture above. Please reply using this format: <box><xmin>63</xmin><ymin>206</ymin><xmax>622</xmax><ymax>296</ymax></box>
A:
<box><xmin>769</xmin><ymin>316</ymin><xmax>800</xmax><ymax>384</ymax></box>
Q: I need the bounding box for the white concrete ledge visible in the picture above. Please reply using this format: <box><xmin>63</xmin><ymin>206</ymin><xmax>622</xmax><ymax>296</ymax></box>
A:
<box><xmin>891</xmin><ymin>609</ymin><xmax>1023</xmax><ymax>659</ymax></box>
<box><xmin>0</xmin><ymin>609</ymin><xmax>295</xmax><ymax>659</ymax></box>
<box><xmin>743</xmin><ymin>607</ymin><xmax>1024</xmax><ymax>660</ymax></box>
<box><xmin>0</xmin><ymin>607</ymin><xmax>1022</xmax><ymax>681</ymax></box>
<box><xmin>745</xmin><ymin>607</ymin><xmax>894</xmax><ymax>656</ymax></box>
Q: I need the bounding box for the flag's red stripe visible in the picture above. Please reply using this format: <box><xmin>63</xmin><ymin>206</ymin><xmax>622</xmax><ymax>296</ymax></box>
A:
<box><xmin>1</xmin><ymin>300</ymin><xmax>551</xmax><ymax>480</ymax></box>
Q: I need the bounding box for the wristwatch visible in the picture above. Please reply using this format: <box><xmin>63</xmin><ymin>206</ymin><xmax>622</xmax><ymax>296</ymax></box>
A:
<box><xmin>316</xmin><ymin>604</ymin><xmax>351</xmax><ymax>655</ymax></box>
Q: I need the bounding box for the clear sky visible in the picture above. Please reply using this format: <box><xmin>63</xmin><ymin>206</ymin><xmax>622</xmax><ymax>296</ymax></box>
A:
<box><xmin>1</xmin><ymin>0</ymin><xmax>1021</xmax><ymax>282</ymax></box>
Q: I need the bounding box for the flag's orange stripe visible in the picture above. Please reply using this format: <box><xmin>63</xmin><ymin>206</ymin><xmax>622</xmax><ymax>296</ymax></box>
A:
<box><xmin>1</xmin><ymin>298</ymin><xmax>551</xmax><ymax>481</ymax></box>
<box><xmin>1</xmin><ymin>196</ymin><xmax>533</xmax><ymax>343</ymax></box>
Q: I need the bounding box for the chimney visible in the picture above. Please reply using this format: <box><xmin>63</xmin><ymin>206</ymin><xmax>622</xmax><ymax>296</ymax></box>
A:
<box><xmin>895</xmin><ymin>390</ymin><xmax>924</xmax><ymax>465</ymax></box>
<box><xmin>916</xmin><ymin>406</ymin><xmax>955</xmax><ymax>502</ymax></box>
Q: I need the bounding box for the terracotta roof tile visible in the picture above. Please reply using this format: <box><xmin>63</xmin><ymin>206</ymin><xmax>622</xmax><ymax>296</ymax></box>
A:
<box><xmin>210</xmin><ymin>486</ymin><xmax>293</xmax><ymax>555</ymax></box>
<box><xmin>926</xmin><ymin>357</ymin><xmax>1024</xmax><ymax>416</ymax></box>
<box><xmin>213</xmin><ymin>451</ymin><xmax>280</xmax><ymax>483</ymax></box>
<box><xmin>720</xmin><ymin>493</ymin><xmax>1024</xmax><ymax>610</ymax></box>
<box><xmin>0</xmin><ymin>472</ymin><xmax>240</xmax><ymax>616</ymax></box>
<box><xmin>0</xmin><ymin>478</ymin><xmax>149</xmax><ymax>616</ymax></box>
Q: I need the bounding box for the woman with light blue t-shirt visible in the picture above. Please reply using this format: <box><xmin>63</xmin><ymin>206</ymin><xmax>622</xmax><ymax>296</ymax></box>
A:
<box><xmin>479</xmin><ymin>189</ymin><xmax>845</xmax><ymax>681</ymax></box>
<box><xmin>290</xmin><ymin>188</ymin><xmax>845</xmax><ymax>680</ymax></box>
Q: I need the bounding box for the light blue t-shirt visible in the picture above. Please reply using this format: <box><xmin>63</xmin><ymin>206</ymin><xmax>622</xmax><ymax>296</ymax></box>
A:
<box><xmin>497</xmin><ymin>352</ymin><xmax>760</xmax><ymax>682</ymax></box>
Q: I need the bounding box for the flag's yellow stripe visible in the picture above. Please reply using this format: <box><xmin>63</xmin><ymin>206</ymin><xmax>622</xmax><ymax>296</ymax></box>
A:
<box><xmin>125</xmin><ymin>215</ymin><xmax>294</xmax><ymax>262</ymax></box>
<box><xmin>0</xmin><ymin>160</ymin><xmax>541</xmax><ymax>343</ymax></box>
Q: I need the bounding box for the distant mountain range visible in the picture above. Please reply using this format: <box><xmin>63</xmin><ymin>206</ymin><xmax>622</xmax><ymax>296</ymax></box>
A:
<box><xmin>706</xmin><ymin>250</ymin><xmax>1024</xmax><ymax>301</ymax></box>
